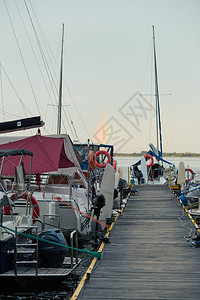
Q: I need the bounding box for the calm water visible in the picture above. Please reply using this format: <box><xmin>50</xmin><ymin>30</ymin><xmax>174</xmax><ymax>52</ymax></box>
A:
<box><xmin>115</xmin><ymin>156</ymin><xmax>200</xmax><ymax>181</ymax></box>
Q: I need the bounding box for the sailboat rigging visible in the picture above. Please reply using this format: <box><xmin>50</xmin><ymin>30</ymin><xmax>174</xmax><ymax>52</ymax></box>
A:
<box><xmin>131</xmin><ymin>26</ymin><xmax>175</xmax><ymax>184</ymax></box>
<box><xmin>152</xmin><ymin>25</ymin><xmax>163</xmax><ymax>158</ymax></box>
<box><xmin>57</xmin><ymin>23</ymin><xmax>64</xmax><ymax>134</ymax></box>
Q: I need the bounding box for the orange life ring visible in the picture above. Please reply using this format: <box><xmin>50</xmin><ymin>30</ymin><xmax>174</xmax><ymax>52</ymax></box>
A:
<box><xmin>185</xmin><ymin>168</ymin><xmax>194</xmax><ymax>182</ymax></box>
<box><xmin>113</xmin><ymin>160</ymin><xmax>117</xmax><ymax>172</ymax></box>
<box><xmin>144</xmin><ymin>154</ymin><xmax>154</xmax><ymax>168</ymax></box>
<box><xmin>95</xmin><ymin>150</ymin><xmax>111</xmax><ymax>168</ymax></box>
<box><xmin>4</xmin><ymin>192</ymin><xmax>40</xmax><ymax>224</ymax></box>
<box><xmin>88</xmin><ymin>150</ymin><xmax>96</xmax><ymax>172</ymax></box>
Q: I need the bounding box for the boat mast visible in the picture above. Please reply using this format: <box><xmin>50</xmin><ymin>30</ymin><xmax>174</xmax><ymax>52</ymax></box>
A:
<box><xmin>57</xmin><ymin>23</ymin><xmax>64</xmax><ymax>135</ymax></box>
<box><xmin>152</xmin><ymin>25</ymin><xmax>162</xmax><ymax>157</ymax></box>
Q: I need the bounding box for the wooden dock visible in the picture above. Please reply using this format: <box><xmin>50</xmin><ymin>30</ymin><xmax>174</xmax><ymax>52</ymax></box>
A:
<box><xmin>78</xmin><ymin>185</ymin><xmax>200</xmax><ymax>299</ymax></box>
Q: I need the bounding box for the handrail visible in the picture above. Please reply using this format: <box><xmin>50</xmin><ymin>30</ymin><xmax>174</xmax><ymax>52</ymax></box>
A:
<box><xmin>70</xmin><ymin>230</ymin><xmax>78</xmax><ymax>268</ymax></box>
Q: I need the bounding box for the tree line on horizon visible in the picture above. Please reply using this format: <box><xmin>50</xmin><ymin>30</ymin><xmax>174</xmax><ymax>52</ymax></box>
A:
<box><xmin>114</xmin><ymin>151</ymin><xmax>200</xmax><ymax>157</ymax></box>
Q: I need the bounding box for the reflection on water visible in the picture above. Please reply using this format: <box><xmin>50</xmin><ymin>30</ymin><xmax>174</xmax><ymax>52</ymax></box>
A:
<box><xmin>0</xmin><ymin>275</ymin><xmax>79</xmax><ymax>299</ymax></box>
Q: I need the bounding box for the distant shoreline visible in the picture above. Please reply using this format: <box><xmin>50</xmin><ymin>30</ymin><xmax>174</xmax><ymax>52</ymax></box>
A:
<box><xmin>114</xmin><ymin>152</ymin><xmax>200</xmax><ymax>158</ymax></box>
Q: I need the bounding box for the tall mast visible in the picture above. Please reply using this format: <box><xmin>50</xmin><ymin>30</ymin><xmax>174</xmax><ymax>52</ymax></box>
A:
<box><xmin>152</xmin><ymin>25</ymin><xmax>162</xmax><ymax>157</ymax></box>
<box><xmin>57</xmin><ymin>23</ymin><xmax>64</xmax><ymax>135</ymax></box>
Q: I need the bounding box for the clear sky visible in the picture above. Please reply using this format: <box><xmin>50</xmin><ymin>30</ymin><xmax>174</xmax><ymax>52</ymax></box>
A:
<box><xmin>0</xmin><ymin>0</ymin><xmax>199</xmax><ymax>153</ymax></box>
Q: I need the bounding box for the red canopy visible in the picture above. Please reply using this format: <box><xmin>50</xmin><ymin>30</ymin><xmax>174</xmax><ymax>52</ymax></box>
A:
<box><xmin>0</xmin><ymin>135</ymin><xmax>74</xmax><ymax>175</ymax></box>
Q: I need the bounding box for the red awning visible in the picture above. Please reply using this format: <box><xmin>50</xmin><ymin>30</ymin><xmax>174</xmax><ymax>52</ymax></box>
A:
<box><xmin>0</xmin><ymin>135</ymin><xmax>74</xmax><ymax>175</ymax></box>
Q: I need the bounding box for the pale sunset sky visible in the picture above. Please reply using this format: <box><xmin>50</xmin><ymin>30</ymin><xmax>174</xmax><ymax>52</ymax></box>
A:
<box><xmin>0</xmin><ymin>0</ymin><xmax>199</xmax><ymax>153</ymax></box>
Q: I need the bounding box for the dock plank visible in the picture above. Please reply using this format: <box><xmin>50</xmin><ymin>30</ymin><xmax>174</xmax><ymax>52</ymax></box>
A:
<box><xmin>80</xmin><ymin>185</ymin><xmax>200</xmax><ymax>299</ymax></box>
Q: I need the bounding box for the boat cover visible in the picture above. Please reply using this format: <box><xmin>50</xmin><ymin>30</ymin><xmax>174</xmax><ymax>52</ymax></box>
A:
<box><xmin>0</xmin><ymin>135</ymin><xmax>76</xmax><ymax>175</ymax></box>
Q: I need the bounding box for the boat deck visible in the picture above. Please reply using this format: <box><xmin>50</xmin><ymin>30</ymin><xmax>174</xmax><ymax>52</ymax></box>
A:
<box><xmin>79</xmin><ymin>185</ymin><xmax>200</xmax><ymax>299</ymax></box>
<box><xmin>0</xmin><ymin>257</ymin><xmax>81</xmax><ymax>278</ymax></box>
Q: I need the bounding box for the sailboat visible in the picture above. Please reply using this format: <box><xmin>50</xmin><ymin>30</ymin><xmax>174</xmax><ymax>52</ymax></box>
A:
<box><xmin>131</xmin><ymin>26</ymin><xmax>176</xmax><ymax>185</ymax></box>
<box><xmin>0</xmin><ymin>18</ymin><xmax>118</xmax><ymax>245</ymax></box>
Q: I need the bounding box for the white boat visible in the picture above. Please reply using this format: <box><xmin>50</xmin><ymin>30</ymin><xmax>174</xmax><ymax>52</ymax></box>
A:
<box><xmin>0</xmin><ymin>134</ymin><xmax>90</xmax><ymax>235</ymax></box>
<box><xmin>0</xmin><ymin>148</ymin><xmax>80</xmax><ymax>281</ymax></box>
<box><xmin>0</xmin><ymin>134</ymin><xmax>119</xmax><ymax>240</ymax></box>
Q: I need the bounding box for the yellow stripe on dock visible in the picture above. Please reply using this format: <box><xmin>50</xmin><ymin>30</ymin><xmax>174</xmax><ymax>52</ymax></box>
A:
<box><xmin>70</xmin><ymin>214</ymin><xmax>120</xmax><ymax>300</ymax></box>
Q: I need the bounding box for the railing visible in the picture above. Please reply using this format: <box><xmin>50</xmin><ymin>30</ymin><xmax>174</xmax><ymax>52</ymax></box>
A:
<box><xmin>14</xmin><ymin>225</ymin><xmax>38</xmax><ymax>276</ymax></box>
<box><xmin>70</xmin><ymin>230</ymin><xmax>78</xmax><ymax>268</ymax></box>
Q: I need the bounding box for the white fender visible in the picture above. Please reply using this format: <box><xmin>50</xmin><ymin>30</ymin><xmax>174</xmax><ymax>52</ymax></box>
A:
<box><xmin>115</xmin><ymin>172</ymin><xmax>120</xmax><ymax>189</ymax></box>
<box><xmin>177</xmin><ymin>161</ymin><xmax>185</xmax><ymax>188</ymax></box>
<box><xmin>99</xmin><ymin>163</ymin><xmax>115</xmax><ymax>222</ymax></box>
<box><xmin>141</xmin><ymin>156</ymin><xmax>148</xmax><ymax>183</ymax></box>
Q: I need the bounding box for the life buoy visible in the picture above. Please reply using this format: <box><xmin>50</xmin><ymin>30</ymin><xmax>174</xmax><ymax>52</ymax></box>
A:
<box><xmin>4</xmin><ymin>192</ymin><xmax>40</xmax><ymax>224</ymax></box>
<box><xmin>95</xmin><ymin>150</ymin><xmax>111</xmax><ymax>168</ymax></box>
<box><xmin>113</xmin><ymin>160</ymin><xmax>117</xmax><ymax>172</ymax></box>
<box><xmin>144</xmin><ymin>154</ymin><xmax>154</xmax><ymax>168</ymax></box>
<box><xmin>185</xmin><ymin>168</ymin><xmax>194</xmax><ymax>183</ymax></box>
<box><xmin>88</xmin><ymin>150</ymin><xmax>96</xmax><ymax>172</ymax></box>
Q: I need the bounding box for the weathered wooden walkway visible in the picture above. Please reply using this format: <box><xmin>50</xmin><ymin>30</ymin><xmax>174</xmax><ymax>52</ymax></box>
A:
<box><xmin>79</xmin><ymin>185</ymin><xmax>200</xmax><ymax>299</ymax></box>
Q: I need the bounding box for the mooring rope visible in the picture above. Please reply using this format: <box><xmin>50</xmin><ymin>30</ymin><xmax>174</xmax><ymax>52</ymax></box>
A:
<box><xmin>53</xmin><ymin>195</ymin><xmax>110</xmax><ymax>228</ymax></box>
<box><xmin>0</xmin><ymin>225</ymin><xmax>102</xmax><ymax>259</ymax></box>
<box><xmin>185</xmin><ymin>201</ymin><xmax>199</xmax><ymax>209</ymax></box>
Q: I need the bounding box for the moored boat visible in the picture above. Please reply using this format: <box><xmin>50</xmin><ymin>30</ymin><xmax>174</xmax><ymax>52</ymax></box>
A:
<box><xmin>0</xmin><ymin>148</ymin><xmax>81</xmax><ymax>285</ymax></box>
<box><xmin>0</xmin><ymin>134</ymin><xmax>123</xmax><ymax>243</ymax></box>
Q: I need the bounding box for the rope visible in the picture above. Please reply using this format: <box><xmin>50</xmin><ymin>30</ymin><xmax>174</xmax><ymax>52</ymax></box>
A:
<box><xmin>0</xmin><ymin>64</ymin><xmax>32</xmax><ymax>117</ymax></box>
<box><xmin>185</xmin><ymin>201</ymin><xmax>199</xmax><ymax>209</ymax></box>
<box><xmin>4</xmin><ymin>0</ymin><xmax>41</xmax><ymax>116</ymax></box>
<box><xmin>177</xmin><ymin>210</ymin><xmax>193</xmax><ymax>246</ymax></box>
<box><xmin>1</xmin><ymin>225</ymin><xmax>102</xmax><ymax>259</ymax></box>
<box><xmin>53</xmin><ymin>195</ymin><xmax>110</xmax><ymax>228</ymax></box>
